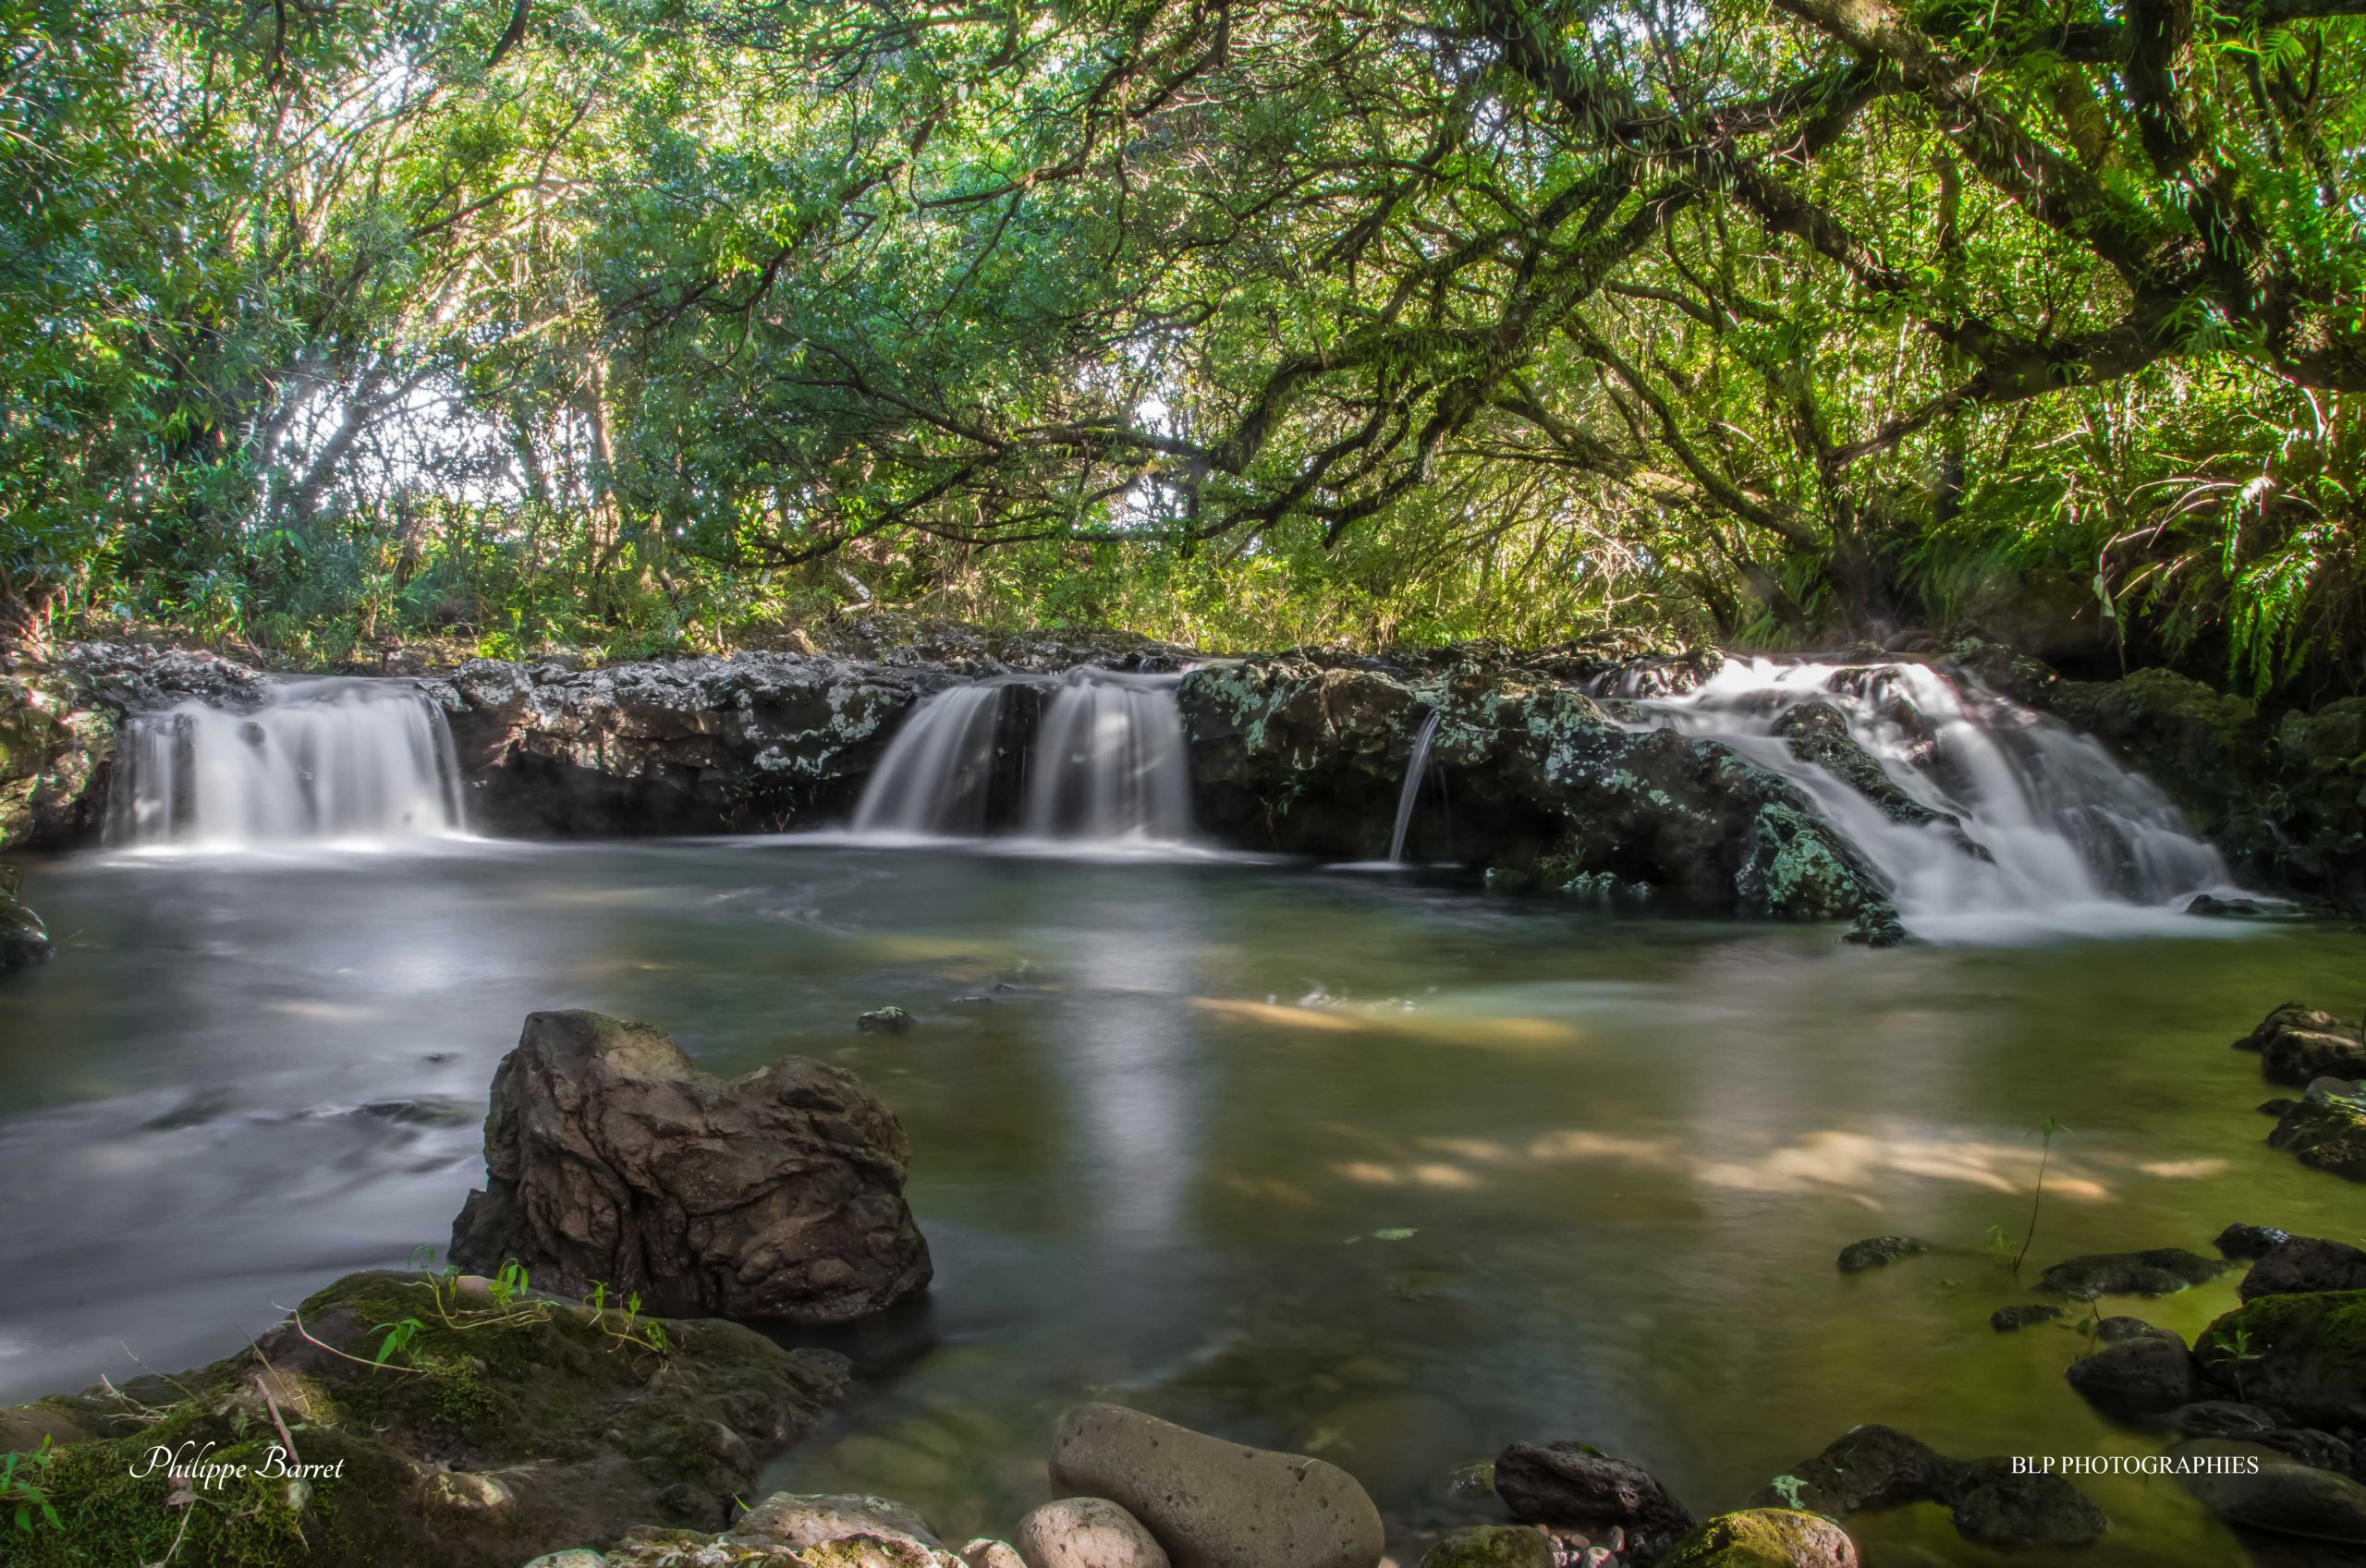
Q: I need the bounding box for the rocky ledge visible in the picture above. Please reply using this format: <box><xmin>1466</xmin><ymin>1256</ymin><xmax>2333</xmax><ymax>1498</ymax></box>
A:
<box><xmin>0</xmin><ymin>1269</ymin><xmax>850</xmax><ymax>1568</ymax></box>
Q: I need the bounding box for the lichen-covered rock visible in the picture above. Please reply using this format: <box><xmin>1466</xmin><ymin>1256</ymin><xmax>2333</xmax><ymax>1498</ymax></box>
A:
<box><xmin>2198</xmin><ymin>1290</ymin><xmax>2366</xmax><ymax>1426</ymax></box>
<box><xmin>1750</xmin><ymin>1424</ymin><xmax>2103</xmax><ymax>1551</ymax></box>
<box><xmin>2234</xmin><ymin>1003</ymin><xmax>2366</xmax><ymax>1086</ymax></box>
<box><xmin>1047</xmin><ymin>1403</ymin><xmax>1384</xmax><ymax>1568</ymax></box>
<box><xmin>0</xmin><ymin>1269</ymin><xmax>846</xmax><ymax>1568</ymax></box>
<box><xmin>1012</xmin><ymin>1497</ymin><xmax>1170</xmax><ymax>1568</ymax></box>
<box><xmin>1770</xmin><ymin>704</ymin><xmax>1957</xmax><ymax>836</ymax></box>
<box><xmin>1658</xmin><ymin>1509</ymin><xmax>1858</xmax><ymax>1568</ymax></box>
<box><xmin>1835</xmin><ymin>1236</ymin><xmax>1926</xmax><ymax>1273</ymax></box>
<box><xmin>2268</xmin><ymin>1081</ymin><xmax>2366</xmax><ymax>1182</ymax></box>
<box><xmin>1180</xmin><ymin>655</ymin><xmax>1896</xmax><ymax>927</ymax></box>
<box><xmin>1493</xmin><ymin>1440</ymin><xmax>1693</xmax><ymax>1558</ymax></box>
<box><xmin>424</xmin><ymin>651</ymin><xmax>951</xmax><ymax>835</ymax></box>
<box><xmin>449</xmin><ymin>1010</ymin><xmax>932</xmax><ymax>1322</ymax></box>
<box><xmin>0</xmin><ymin>665</ymin><xmax>113</xmax><ymax>850</ymax></box>
<box><xmin>1417</xmin><ymin>1525</ymin><xmax>1555</xmax><ymax>1568</ymax></box>
<box><xmin>2241</xmin><ymin>1234</ymin><xmax>2366</xmax><ymax>1300</ymax></box>
<box><xmin>2034</xmin><ymin>1247</ymin><xmax>2230</xmax><ymax>1299</ymax></box>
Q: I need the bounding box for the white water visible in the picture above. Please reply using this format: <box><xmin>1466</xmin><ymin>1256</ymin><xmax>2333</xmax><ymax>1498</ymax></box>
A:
<box><xmin>1620</xmin><ymin>658</ymin><xmax>2249</xmax><ymax>942</ymax></box>
<box><xmin>1023</xmin><ymin>669</ymin><xmax>1192</xmax><ymax>842</ymax></box>
<box><xmin>850</xmin><ymin>684</ymin><xmax>1008</xmax><ymax>836</ymax></box>
<box><xmin>1388</xmin><ymin>710</ymin><xmax>1442</xmax><ymax>863</ymax></box>
<box><xmin>107</xmin><ymin>680</ymin><xmax>467</xmax><ymax>850</ymax></box>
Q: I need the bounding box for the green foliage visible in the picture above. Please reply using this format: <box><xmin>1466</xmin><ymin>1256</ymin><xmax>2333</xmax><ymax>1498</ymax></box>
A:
<box><xmin>0</xmin><ymin>1436</ymin><xmax>61</xmax><ymax>1534</ymax></box>
<box><xmin>5</xmin><ymin>0</ymin><xmax>2366</xmax><ymax>692</ymax></box>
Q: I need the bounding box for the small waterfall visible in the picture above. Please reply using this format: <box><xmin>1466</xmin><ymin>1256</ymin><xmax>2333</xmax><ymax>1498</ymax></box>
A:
<box><xmin>107</xmin><ymin>679</ymin><xmax>466</xmax><ymax>848</ymax></box>
<box><xmin>1023</xmin><ymin>669</ymin><xmax>1191</xmax><ymax>841</ymax></box>
<box><xmin>851</xmin><ymin>684</ymin><xmax>1009</xmax><ymax>836</ymax></box>
<box><xmin>1388</xmin><ymin>710</ymin><xmax>1442</xmax><ymax>863</ymax></box>
<box><xmin>1621</xmin><ymin>658</ymin><xmax>2246</xmax><ymax>941</ymax></box>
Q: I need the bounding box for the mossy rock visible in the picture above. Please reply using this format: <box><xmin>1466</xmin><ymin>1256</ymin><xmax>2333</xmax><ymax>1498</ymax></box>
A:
<box><xmin>2199</xmin><ymin>1289</ymin><xmax>2366</xmax><ymax>1428</ymax></box>
<box><xmin>1661</xmin><ymin>1509</ymin><xmax>1858</xmax><ymax>1566</ymax></box>
<box><xmin>0</xmin><ymin>1269</ymin><xmax>847</xmax><ymax>1568</ymax></box>
<box><xmin>1419</xmin><ymin>1524</ymin><xmax>1555</xmax><ymax>1567</ymax></box>
<box><xmin>2269</xmin><ymin>1089</ymin><xmax>2366</xmax><ymax>1182</ymax></box>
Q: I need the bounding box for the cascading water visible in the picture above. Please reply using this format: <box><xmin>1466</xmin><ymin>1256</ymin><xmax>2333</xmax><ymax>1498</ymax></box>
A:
<box><xmin>106</xmin><ymin>679</ymin><xmax>467</xmax><ymax>849</ymax></box>
<box><xmin>850</xmin><ymin>684</ymin><xmax>1009</xmax><ymax>836</ymax></box>
<box><xmin>1618</xmin><ymin>657</ymin><xmax>2248</xmax><ymax>941</ymax></box>
<box><xmin>1023</xmin><ymin>669</ymin><xmax>1191</xmax><ymax>841</ymax></box>
<box><xmin>1387</xmin><ymin>710</ymin><xmax>1442</xmax><ymax>863</ymax></box>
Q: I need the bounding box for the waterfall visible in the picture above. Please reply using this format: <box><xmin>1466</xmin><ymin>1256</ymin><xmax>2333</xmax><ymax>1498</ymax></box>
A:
<box><xmin>1620</xmin><ymin>657</ymin><xmax>2247</xmax><ymax>941</ymax></box>
<box><xmin>1388</xmin><ymin>710</ymin><xmax>1441</xmax><ymax>863</ymax></box>
<box><xmin>1023</xmin><ymin>669</ymin><xmax>1191</xmax><ymax>841</ymax></box>
<box><xmin>850</xmin><ymin>684</ymin><xmax>1009</xmax><ymax>836</ymax></box>
<box><xmin>107</xmin><ymin>679</ymin><xmax>467</xmax><ymax>849</ymax></box>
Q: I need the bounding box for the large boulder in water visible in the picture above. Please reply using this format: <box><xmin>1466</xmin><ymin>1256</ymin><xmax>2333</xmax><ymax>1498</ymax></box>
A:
<box><xmin>2267</xmin><ymin>1080</ymin><xmax>2366</xmax><ymax>1183</ymax></box>
<box><xmin>1751</xmin><ymin>1424</ymin><xmax>2104</xmax><ymax>1551</ymax></box>
<box><xmin>1493</xmin><ymin>1440</ymin><xmax>1694</xmax><ymax>1558</ymax></box>
<box><xmin>2234</xmin><ymin>1003</ymin><xmax>2366</xmax><ymax>1086</ymax></box>
<box><xmin>1047</xmin><ymin>1403</ymin><xmax>1385</xmax><ymax>1568</ymax></box>
<box><xmin>2198</xmin><ymin>1290</ymin><xmax>2366</xmax><ymax>1426</ymax></box>
<box><xmin>2240</xmin><ymin>1234</ymin><xmax>2366</xmax><ymax>1300</ymax></box>
<box><xmin>449</xmin><ymin>1010</ymin><xmax>932</xmax><ymax>1321</ymax></box>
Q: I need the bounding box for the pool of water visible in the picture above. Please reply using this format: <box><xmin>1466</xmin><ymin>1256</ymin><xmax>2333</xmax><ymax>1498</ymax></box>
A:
<box><xmin>1</xmin><ymin>839</ymin><xmax>2360</xmax><ymax>1564</ymax></box>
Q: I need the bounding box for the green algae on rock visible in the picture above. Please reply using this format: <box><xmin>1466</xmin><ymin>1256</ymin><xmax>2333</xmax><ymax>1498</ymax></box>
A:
<box><xmin>1659</xmin><ymin>1509</ymin><xmax>1858</xmax><ymax>1567</ymax></box>
<box><xmin>0</xmin><ymin>1269</ymin><xmax>847</xmax><ymax>1568</ymax></box>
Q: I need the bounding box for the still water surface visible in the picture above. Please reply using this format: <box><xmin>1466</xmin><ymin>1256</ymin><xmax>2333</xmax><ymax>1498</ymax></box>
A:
<box><xmin>1</xmin><ymin>840</ymin><xmax>2359</xmax><ymax>1563</ymax></box>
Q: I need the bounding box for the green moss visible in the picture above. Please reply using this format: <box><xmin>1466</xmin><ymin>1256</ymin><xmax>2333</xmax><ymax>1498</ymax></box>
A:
<box><xmin>1418</xmin><ymin>1524</ymin><xmax>1555</xmax><ymax>1567</ymax></box>
<box><xmin>1662</xmin><ymin>1508</ymin><xmax>1857</xmax><ymax>1567</ymax></box>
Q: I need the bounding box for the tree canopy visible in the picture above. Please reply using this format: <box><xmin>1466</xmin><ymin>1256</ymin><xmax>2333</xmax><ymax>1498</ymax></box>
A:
<box><xmin>6</xmin><ymin>0</ymin><xmax>2364</xmax><ymax>691</ymax></box>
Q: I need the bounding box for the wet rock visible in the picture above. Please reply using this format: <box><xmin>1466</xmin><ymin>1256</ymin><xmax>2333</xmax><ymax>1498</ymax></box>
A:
<box><xmin>1417</xmin><ymin>1525</ymin><xmax>1555</xmax><ymax>1568</ymax></box>
<box><xmin>2216</xmin><ymin>1222</ymin><xmax>2296</xmax><ymax>1260</ymax></box>
<box><xmin>2198</xmin><ymin>1290</ymin><xmax>2366</xmax><ymax>1427</ymax></box>
<box><xmin>1771</xmin><ymin>704</ymin><xmax>1962</xmax><ymax>841</ymax></box>
<box><xmin>2184</xmin><ymin>893</ymin><xmax>2282</xmax><ymax>917</ymax></box>
<box><xmin>1014</xmin><ymin>1498</ymin><xmax>1171</xmax><ymax>1568</ymax></box>
<box><xmin>1177</xmin><ymin>656</ymin><xmax>1899</xmax><ymax>929</ymax></box>
<box><xmin>0</xmin><ymin>862</ymin><xmax>51</xmax><ymax>967</ymax></box>
<box><xmin>1494</xmin><ymin>1440</ymin><xmax>1693</xmax><ymax>1559</ymax></box>
<box><xmin>2173</xmin><ymin>1440</ymin><xmax>2366</xmax><ymax>1545</ymax></box>
<box><xmin>449</xmin><ymin>1010</ymin><xmax>932</xmax><ymax>1322</ymax></box>
<box><xmin>2241</xmin><ymin>1235</ymin><xmax>2366</xmax><ymax>1300</ymax></box>
<box><xmin>860</xmin><ymin>1006</ymin><xmax>917</xmax><ymax>1035</ymax></box>
<box><xmin>2065</xmin><ymin>1320</ymin><xmax>2198</xmax><ymax>1414</ymax></box>
<box><xmin>1945</xmin><ymin>1460</ymin><xmax>2107</xmax><ymax>1550</ymax></box>
<box><xmin>730</xmin><ymin>1492</ymin><xmax>953</xmax><ymax>1554</ymax></box>
<box><xmin>1990</xmin><ymin>1304</ymin><xmax>2066</xmax><ymax>1331</ymax></box>
<box><xmin>966</xmin><ymin>1542</ymin><xmax>1031</xmax><ymax>1568</ymax></box>
<box><xmin>1047</xmin><ymin>1403</ymin><xmax>1384</xmax><ymax>1568</ymax></box>
<box><xmin>2268</xmin><ymin>1081</ymin><xmax>2366</xmax><ymax>1182</ymax></box>
<box><xmin>1835</xmin><ymin>1235</ymin><xmax>1926</xmax><ymax>1273</ymax></box>
<box><xmin>2034</xmin><ymin>1247</ymin><xmax>2230</xmax><ymax>1299</ymax></box>
<box><xmin>1659</xmin><ymin>1509</ymin><xmax>1858</xmax><ymax>1567</ymax></box>
<box><xmin>0</xmin><ymin>1269</ymin><xmax>847</xmax><ymax>1567</ymax></box>
<box><xmin>2165</xmin><ymin>1403</ymin><xmax>2355</xmax><ymax>1472</ymax></box>
<box><xmin>1752</xmin><ymin>1425</ymin><xmax>2102</xmax><ymax>1550</ymax></box>
<box><xmin>2235</xmin><ymin>1003</ymin><xmax>2366</xmax><ymax>1087</ymax></box>
<box><xmin>522</xmin><ymin>1553</ymin><xmax>611</xmax><ymax>1568</ymax></box>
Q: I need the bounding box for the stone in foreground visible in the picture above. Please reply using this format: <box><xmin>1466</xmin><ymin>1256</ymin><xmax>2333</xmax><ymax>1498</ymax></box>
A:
<box><xmin>2198</xmin><ymin>1290</ymin><xmax>2366</xmax><ymax>1427</ymax></box>
<box><xmin>1048</xmin><ymin>1403</ymin><xmax>1384</xmax><ymax>1568</ymax></box>
<box><xmin>1660</xmin><ymin>1509</ymin><xmax>1858</xmax><ymax>1567</ymax></box>
<box><xmin>1014</xmin><ymin>1497</ymin><xmax>1171</xmax><ymax>1568</ymax></box>
<box><xmin>2268</xmin><ymin>1080</ymin><xmax>2366</xmax><ymax>1182</ymax></box>
<box><xmin>1493</xmin><ymin>1440</ymin><xmax>1693</xmax><ymax>1559</ymax></box>
<box><xmin>450</xmin><ymin>1010</ymin><xmax>932</xmax><ymax>1321</ymax></box>
<box><xmin>0</xmin><ymin>1270</ymin><xmax>846</xmax><ymax>1568</ymax></box>
<box><xmin>1417</xmin><ymin>1525</ymin><xmax>1554</xmax><ymax>1568</ymax></box>
<box><xmin>2065</xmin><ymin>1320</ymin><xmax>2198</xmax><ymax>1414</ymax></box>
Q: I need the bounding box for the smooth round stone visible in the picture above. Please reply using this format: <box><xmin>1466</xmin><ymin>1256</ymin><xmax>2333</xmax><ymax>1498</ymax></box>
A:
<box><xmin>1014</xmin><ymin>1497</ymin><xmax>1171</xmax><ymax>1568</ymax></box>
<box><xmin>1048</xmin><ymin>1403</ymin><xmax>1384</xmax><ymax>1568</ymax></box>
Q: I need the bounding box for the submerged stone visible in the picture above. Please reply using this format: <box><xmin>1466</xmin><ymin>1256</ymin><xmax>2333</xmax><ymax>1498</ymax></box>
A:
<box><xmin>1835</xmin><ymin>1235</ymin><xmax>1926</xmax><ymax>1273</ymax></box>
<box><xmin>2268</xmin><ymin>1082</ymin><xmax>2366</xmax><ymax>1182</ymax></box>
<box><xmin>2033</xmin><ymin>1247</ymin><xmax>2230</xmax><ymax>1299</ymax></box>
<box><xmin>860</xmin><ymin>1005</ymin><xmax>917</xmax><ymax>1034</ymax></box>
<box><xmin>1989</xmin><ymin>1304</ymin><xmax>2066</xmax><ymax>1331</ymax></box>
